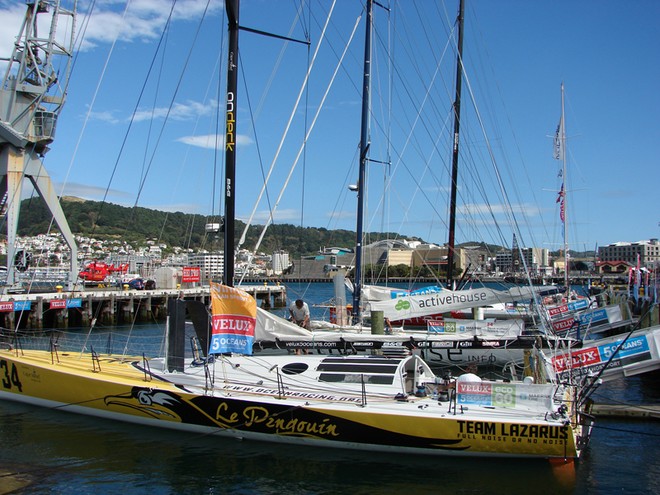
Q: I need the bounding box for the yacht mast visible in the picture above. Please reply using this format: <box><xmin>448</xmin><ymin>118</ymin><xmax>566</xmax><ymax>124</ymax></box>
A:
<box><xmin>445</xmin><ymin>0</ymin><xmax>465</xmax><ymax>289</ymax></box>
<box><xmin>558</xmin><ymin>83</ymin><xmax>569</xmax><ymax>294</ymax></box>
<box><xmin>223</xmin><ymin>0</ymin><xmax>240</xmax><ymax>287</ymax></box>
<box><xmin>352</xmin><ymin>0</ymin><xmax>373</xmax><ymax>321</ymax></box>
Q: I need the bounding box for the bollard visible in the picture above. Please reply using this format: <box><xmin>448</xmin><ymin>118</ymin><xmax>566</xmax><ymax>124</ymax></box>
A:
<box><xmin>371</xmin><ymin>310</ymin><xmax>384</xmax><ymax>335</ymax></box>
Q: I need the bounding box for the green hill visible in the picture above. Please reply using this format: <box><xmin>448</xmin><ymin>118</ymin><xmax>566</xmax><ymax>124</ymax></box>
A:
<box><xmin>16</xmin><ymin>196</ymin><xmax>423</xmax><ymax>258</ymax></box>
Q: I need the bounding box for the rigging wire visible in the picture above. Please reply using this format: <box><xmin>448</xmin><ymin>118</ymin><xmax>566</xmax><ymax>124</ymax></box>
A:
<box><xmin>234</xmin><ymin>2</ymin><xmax>311</xmax><ymax>283</ymax></box>
<box><xmin>237</xmin><ymin>1</ymin><xmax>338</xmax><ymax>251</ymax></box>
<box><xmin>128</xmin><ymin>0</ymin><xmax>213</xmax><ymax>212</ymax></box>
<box><xmin>80</xmin><ymin>0</ymin><xmax>179</xmax><ymax>240</ymax></box>
<box><xmin>248</xmin><ymin>13</ymin><xmax>362</xmax><ymax>261</ymax></box>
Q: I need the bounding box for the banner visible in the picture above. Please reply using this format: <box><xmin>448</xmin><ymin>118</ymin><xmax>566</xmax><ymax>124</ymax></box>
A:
<box><xmin>457</xmin><ymin>381</ymin><xmax>554</xmax><ymax>411</ymax></box>
<box><xmin>209</xmin><ymin>282</ymin><xmax>256</xmax><ymax>355</ymax></box>
<box><xmin>182</xmin><ymin>266</ymin><xmax>201</xmax><ymax>283</ymax></box>
<box><xmin>427</xmin><ymin>318</ymin><xmax>523</xmax><ymax>338</ymax></box>
<box><xmin>369</xmin><ymin>286</ymin><xmax>538</xmax><ymax>321</ymax></box>
<box><xmin>66</xmin><ymin>298</ymin><xmax>82</xmax><ymax>308</ymax></box>
<box><xmin>14</xmin><ymin>300</ymin><xmax>31</xmax><ymax>311</ymax></box>
<box><xmin>546</xmin><ymin>298</ymin><xmax>590</xmax><ymax>318</ymax></box>
<box><xmin>553</xmin><ymin>334</ymin><xmax>653</xmax><ymax>375</ymax></box>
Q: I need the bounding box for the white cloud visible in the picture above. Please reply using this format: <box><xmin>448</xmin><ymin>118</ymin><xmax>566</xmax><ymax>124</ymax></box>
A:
<box><xmin>177</xmin><ymin>133</ymin><xmax>253</xmax><ymax>149</ymax></box>
<box><xmin>132</xmin><ymin>100</ymin><xmax>214</xmax><ymax>123</ymax></box>
<box><xmin>140</xmin><ymin>201</ymin><xmax>205</xmax><ymax>214</ymax></box>
<box><xmin>240</xmin><ymin>209</ymin><xmax>300</xmax><ymax>224</ymax></box>
<box><xmin>85</xmin><ymin>100</ymin><xmax>215</xmax><ymax>124</ymax></box>
<box><xmin>78</xmin><ymin>0</ymin><xmax>223</xmax><ymax>49</ymax></box>
<box><xmin>59</xmin><ymin>181</ymin><xmax>132</xmax><ymax>200</ymax></box>
<box><xmin>0</xmin><ymin>4</ymin><xmax>24</xmax><ymax>60</ymax></box>
<box><xmin>458</xmin><ymin>202</ymin><xmax>542</xmax><ymax>218</ymax></box>
<box><xmin>327</xmin><ymin>210</ymin><xmax>355</xmax><ymax>220</ymax></box>
<box><xmin>86</xmin><ymin>108</ymin><xmax>121</xmax><ymax>124</ymax></box>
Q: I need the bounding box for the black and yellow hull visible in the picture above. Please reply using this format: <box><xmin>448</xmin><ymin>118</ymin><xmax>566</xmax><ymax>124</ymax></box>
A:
<box><xmin>0</xmin><ymin>349</ymin><xmax>583</xmax><ymax>458</ymax></box>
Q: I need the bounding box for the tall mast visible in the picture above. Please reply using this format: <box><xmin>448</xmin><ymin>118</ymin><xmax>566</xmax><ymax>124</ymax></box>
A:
<box><xmin>223</xmin><ymin>0</ymin><xmax>240</xmax><ymax>287</ymax></box>
<box><xmin>352</xmin><ymin>0</ymin><xmax>373</xmax><ymax>321</ymax></box>
<box><xmin>559</xmin><ymin>83</ymin><xmax>569</xmax><ymax>294</ymax></box>
<box><xmin>445</xmin><ymin>0</ymin><xmax>465</xmax><ymax>289</ymax></box>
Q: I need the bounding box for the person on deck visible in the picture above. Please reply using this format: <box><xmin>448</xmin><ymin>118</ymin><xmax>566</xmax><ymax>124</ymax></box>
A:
<box><xmin>289</xmin><ymin>299</ymin><xmax>310</xmax><ymax>329</ymax></box>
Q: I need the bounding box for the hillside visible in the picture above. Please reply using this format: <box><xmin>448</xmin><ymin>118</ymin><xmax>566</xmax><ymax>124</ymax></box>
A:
<box><xmin>16</xmin><ymin>197</ymin><xmax>425</xmax><ymax>258</ymax></box>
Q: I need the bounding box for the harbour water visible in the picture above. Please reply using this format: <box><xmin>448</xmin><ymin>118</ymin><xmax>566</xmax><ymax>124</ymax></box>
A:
<box><xmin>0</xmin><ymin>282</ymin><xmax>658</xmax><ymax>494</ymax></box>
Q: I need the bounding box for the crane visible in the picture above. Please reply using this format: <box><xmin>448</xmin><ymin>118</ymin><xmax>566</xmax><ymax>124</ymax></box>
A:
<box><xmin>0</xmin><ymin>1</ymin><xmax>78</xmax><ymax>291</ymax></box>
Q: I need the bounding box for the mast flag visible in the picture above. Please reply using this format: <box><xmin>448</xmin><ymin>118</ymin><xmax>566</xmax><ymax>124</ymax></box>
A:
<box><xmin>556</xmin><ymin>183</ymin><xmax>565</xmax><ymax>224</ymax></box>
<box><xmin>553</xmin><ymin>114</ymin><xmax>565</xmax><ymax>161</ymax></box>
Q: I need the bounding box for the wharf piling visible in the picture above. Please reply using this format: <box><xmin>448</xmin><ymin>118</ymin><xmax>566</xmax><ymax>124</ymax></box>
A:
<box><xmin>0</xmin><ymin>284</ymin><xmax>287</xmax><ymax>330</ymax></box>
<box><xmin>592</xmin><ymin>403</ymin><xmax>660</xmax><ymax>420</ymax></box>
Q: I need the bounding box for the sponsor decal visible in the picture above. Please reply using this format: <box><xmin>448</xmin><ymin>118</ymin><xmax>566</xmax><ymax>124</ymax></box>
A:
<box><xmin>427</xmin><ymin>320</ymin><xmax>444</xmax><ymax>333</ymax></box>
<box><xmin>49</xmin><ymin>299</ymin><xmax>67</xmax><ymax>309</ymax></box>
<box><xmin>13</xmin><ymin>300</ymin><xmax>31</xmax><ymax>311</ymax></box>
<box><xmin>182</xmin><ymin>266</ymin><xmax>201</xmax><ymax>283</ymax></box>
<box><xmin>553</xmin><ymin>336</ymin><xmax>651</xmax><ymax>373</ymax></box>
<box><xmin>578</xmin><ymin>309</ymin><xmax>608</xmax><ymax>325</ymax></box>
<box><xmin>422</xmin><ymin>341</ymin><xmax>455</xmax><ymax>349</ymax></box>
<box><xmin>553</xmin><ymin>347</ymin><xmax>601</xmax><ymax>372</ymax></box>
<box><xmin>458</xmin><ymin>382</ymin><xmax>517</xmax><ymax>408</ymax></box>
<box><xmin>66</xmin><ymin>298</ymin><xmax>82</xmax><ymax>309</ymax></box>
<box><xmin>456</xmin><ymin>420</ymin><xmax>569</xmax><ymax>443</ymax></box>
<box><xmin>552</xmin><ymin>317</ymin><xmax>575</xmax><ymax>333</ymax></box>
<box><xmin>0</xmin><ymin>302</ymin><xmax>14</xmax><ymax>312</ymax></box>
<box><xmin>225</xmin><ymin>91</ymin><xmax>235</xmax><ymax>151</ymax></box>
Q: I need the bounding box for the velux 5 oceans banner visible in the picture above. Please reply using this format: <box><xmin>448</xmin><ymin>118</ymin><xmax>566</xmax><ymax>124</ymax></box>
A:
<box><xmin>209</xmin><ymin>282</ymin><xmax>257</xmax><ymax>355</ymax></box>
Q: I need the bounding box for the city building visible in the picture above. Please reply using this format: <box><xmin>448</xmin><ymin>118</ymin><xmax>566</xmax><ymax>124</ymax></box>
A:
<box><xmin>272</xmin><ymin>250</ymin><xmax>290</xmax><ymax>275</ymax></box>
<box><xmin>496</xmin><ymin>247</ymin><xmax>549</xmax><ymax>274</ymax></box>
<box><xmin>598</xmin><ymin>239</ymin><xmax>660</xmax><ymax>268</ymax></box>
<box><xmin>188</xmin><ymin>252</ymin><xmax>224</xmax><ymax>280</ymax></box>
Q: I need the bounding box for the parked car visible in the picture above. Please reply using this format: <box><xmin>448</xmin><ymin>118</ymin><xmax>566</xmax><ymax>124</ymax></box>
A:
<box><xmin>117</xmin><ymin>278</ymin><xmax>144</xmax><ymax>290</ymax></box>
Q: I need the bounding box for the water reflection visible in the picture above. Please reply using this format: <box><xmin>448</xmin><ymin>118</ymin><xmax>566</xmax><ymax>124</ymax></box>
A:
<box><xmin>0</xmin><ymin>400</ymin><xmax>578</xmax><ymax>495</ymax></box>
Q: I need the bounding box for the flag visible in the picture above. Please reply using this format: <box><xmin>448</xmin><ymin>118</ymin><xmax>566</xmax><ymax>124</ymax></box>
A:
<box><xmin>209</xmin><ymin>282</ymin><xmax>257</xmax><ymax>355</ymax></box>
<box><xmin>556</xmin><ymin>183</ymin><xmax>565</xmax><ymax>223</ymax></box>
<box><xmin>556</xmin><ymin>183</ymin><xmax>564</xmax><ymax>203</ymax></box>
<box><xmin>633</xmin><ymin>254</ymin><xmax>641</xmax><ymax>302</ymax></box>
<box><xmin>553</xmin><ymin>115</ymin><xmax>564</xmax><ymax>160</ymax></box>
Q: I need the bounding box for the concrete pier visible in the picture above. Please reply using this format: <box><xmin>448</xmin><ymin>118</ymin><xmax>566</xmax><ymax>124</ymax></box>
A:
<box><xmin>0</xmin><ymin>284</ymin><xmax>287</xmax><ymax>329</ymax></box>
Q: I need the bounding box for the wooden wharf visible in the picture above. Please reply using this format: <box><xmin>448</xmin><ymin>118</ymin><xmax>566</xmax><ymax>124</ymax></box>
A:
<box><xmin>592</xmin><ymin>403</ymin><xmax>660</xmax><ymax>420</ymax></box>
<box><xmin>0</xmin><ymin>284</ymin><xmax>287</xmax><ymax>329</ymax></box>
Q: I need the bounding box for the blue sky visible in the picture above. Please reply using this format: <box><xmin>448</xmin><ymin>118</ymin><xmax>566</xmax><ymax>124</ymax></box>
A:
<box><xmin>1</xmin><ymin>0</ymin><xmax>658</xmax><ymax>253</ymax></box>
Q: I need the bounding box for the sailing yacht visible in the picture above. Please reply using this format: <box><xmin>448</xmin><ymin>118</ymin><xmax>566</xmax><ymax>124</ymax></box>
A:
<box><xmin>0</xmin><ymin>0</ymin><xmax>599</xmax><ymax>460</ymax></box>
